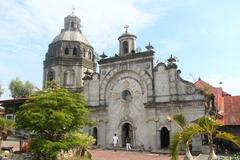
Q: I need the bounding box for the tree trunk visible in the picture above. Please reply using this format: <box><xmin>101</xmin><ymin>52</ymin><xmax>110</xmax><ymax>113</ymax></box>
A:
<box><xmin>208</xmin><ymin>143</ymin><xmax>217</xmax><ymax>160</ymax></box>
<box><xmin>0</xmin><ymin>132</ymin><xmax>3</xmax><ymax>152</ymax></box>
<box><xmin>184</xmin><ymin>147</ymin><xmax>194</xmax><ymax>160</ymax></box>
<box><xmin>80</xmin><ymin>148</ymin><xmax>86</xmax><ymax>157</ymax></box>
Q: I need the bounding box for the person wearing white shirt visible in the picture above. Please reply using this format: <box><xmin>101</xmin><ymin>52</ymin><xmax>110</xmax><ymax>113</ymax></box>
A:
<box><xmin>126</xmin><ymin>137</ymin><xmax>131</xmax><ymax>151</ymax></box>
<box><xmin>112</xmin><ymin>133</ymin><xmax>118</xmax><ymax>151</ymax></box>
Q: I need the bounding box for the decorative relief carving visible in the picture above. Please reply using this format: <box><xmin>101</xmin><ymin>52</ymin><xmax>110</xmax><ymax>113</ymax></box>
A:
<box><xmin>145</xmin><ymin>63</ymin><xmax>150</xmax><ymax>69</ymax></box>
<box><xmin>102</xmin><ymin>69</ymin><xmax>106</xmax><ymax>75</ymax></box>
<box><xmin>185</xmin><ymin>85</ymin><xmax>195</xmax><ymax>94</ymax></box>
<box><xmin>122</xmin><ymin>80</ymin><xmax>130</xmax><ymax>88</ymax></box>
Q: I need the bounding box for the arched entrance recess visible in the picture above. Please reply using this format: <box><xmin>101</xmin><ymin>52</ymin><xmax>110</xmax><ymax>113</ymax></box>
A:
<box><xmin>121</xmin><ymin>123</ymin><xmax>133</xmax><ymax>147</ymax></box>
<box><xmin>160</xmin><ymin>127</ymin><xmax>170</xmax><ymax>149</ymax></box>
<box><xmin>92</xmin><ymin>127</ymin><xmax>98</xmax><ymax>145</ymax></box>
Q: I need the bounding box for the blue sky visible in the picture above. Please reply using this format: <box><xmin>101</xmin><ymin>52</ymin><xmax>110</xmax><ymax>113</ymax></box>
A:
<box><xmin>0</xmin><ymin>0</ymin><xmax>240</xmax><ymax>99</ymax></box>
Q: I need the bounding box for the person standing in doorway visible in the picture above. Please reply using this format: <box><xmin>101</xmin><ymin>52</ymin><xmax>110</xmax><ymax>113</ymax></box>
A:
<box><xmin>126</xmin><ymin>137</ymin><xmax>131</xmax><ymax>151</ymax></box>
<box><xmin>112</xmin><ymin>133</ymin><xmax>118</xmax><ymax>151</ymax></box>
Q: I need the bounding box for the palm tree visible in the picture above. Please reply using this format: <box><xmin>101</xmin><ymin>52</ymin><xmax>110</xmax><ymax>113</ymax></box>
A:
<box><xmin>168</xmin><ymin>113</ymin><xmax>198</xmax><ymax>160</ymax></box>
<box><xmin>0</xmin><ymin>117</ymin><xmax>15</xmax><ymax>151</ymax></box>
<box><xmin>193</xmin><ymin>116</ymin><xmax>240</xmax><ymax>160</ymax></box>
<box><xmin>170</xmin><ymin>115</ymin><xmax>240</xmax><ymax>160</ymax></box>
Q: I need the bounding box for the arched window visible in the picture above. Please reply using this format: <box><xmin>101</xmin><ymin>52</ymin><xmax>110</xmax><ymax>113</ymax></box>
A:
<box><xmin>88</xmin><ymin>51</ymin><xmax>92</xmax><ymax>59</ymax></box>
<box><xmin>160</xmin><ymin>127</ymin><xmax>170</xmax><ymax>149</ymax></box>
<box><xmin>64</xmin><ymin>69</ymin><xmax>75</xmax><ymax>85</ymax></box>
<box><xmin>123</xmin><ymin>41</ymin><xmax>129</xmax><ymax>54</ymax></box>
<box><xmin>65</xmin><ymin>48</ymin><xmax>69</xmax><ymax>55</ymax></box>
<box><xmin>83</xmin><ymin>48</ymin><xmax>86</xmax><ymax>57</ymax></box>
<box><xmin>71</xmin><ymin>22</ymin><xmax>74</xmax><ymax>28</ymax></box>
<box><xmin>73</xmin><ymin>47</ymin><xmax>77</xmax><ymax>56</ymax></box>
<box><xmin>92</xmin><ymin>127</ymin><xmax>98</xmax><ymax>145</ymax></box>
<box><xmin>47</xmin><ymin>70</ymin><xmax>55</xmax><ymax>81</ymax></box>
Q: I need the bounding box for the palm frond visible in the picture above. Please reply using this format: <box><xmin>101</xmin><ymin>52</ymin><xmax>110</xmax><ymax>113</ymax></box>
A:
<box><xmin>193</xmin><ymin>116</ymin><xmax>220</xmax><ymax>133</ymax></box>
<box><xmin>0</xmin><ymin>118</ymin><xmax>15</xmax><ymax>133</ymax></box>
<box><xmin>181</xmin><ymin>124</ymin><xmax>204</xmax><ymax>144</ymax></box>
<box><xmin>169</xmin><ymin>132</ymin><xmax>181</xmax><ymax>160</ymax></box>
<box><xmin>172</xmin><ymin>113</ymin><xmax>187</xmax><ymax>129</ymax></box>
<box><xmin>215</xmin><ymin>131</ymin><xmax>240</xmax><ymax>147</ymax></box>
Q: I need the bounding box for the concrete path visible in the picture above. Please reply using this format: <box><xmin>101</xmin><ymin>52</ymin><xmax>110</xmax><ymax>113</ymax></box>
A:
<box><xmin>2</xmin><ymin>136</ymin><xmax>22</xmax><ymax>152</ymax></box>
<box><xmin>89</xmin><ymin>149</ymin><xmax>184</xmax><ymax>160</ymax></box>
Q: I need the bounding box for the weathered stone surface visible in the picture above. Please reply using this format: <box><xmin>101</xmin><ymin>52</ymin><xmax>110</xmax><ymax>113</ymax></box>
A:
<box><xmin>44</xmin><ymin>13</ymin><xmax>206</xmax><ymax>152</ymax></box>
<box><xmin>84</xmin><ymin>38</ymin><xmax>205</xmax><ymax>150</ymax></box>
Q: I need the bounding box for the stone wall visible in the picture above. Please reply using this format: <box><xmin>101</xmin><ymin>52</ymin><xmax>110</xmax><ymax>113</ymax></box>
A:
<box><xmin>83</xmin><ymin>52</ymin><xmax>205</xmax><ymax>151</ymax></box>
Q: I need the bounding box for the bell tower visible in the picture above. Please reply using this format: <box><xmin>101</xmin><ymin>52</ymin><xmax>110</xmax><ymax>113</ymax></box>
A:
<box><xmin>118</xmin><ymin>25</ymin><xmax>137</xmax><ymax>56</ymax></box>
<box><xmin>43</xmin><ymin>12</ymin><xmax>96</xmax><ymax>92</ymax></box>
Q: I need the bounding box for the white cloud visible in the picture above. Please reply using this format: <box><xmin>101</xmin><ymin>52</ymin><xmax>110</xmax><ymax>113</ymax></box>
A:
<box><xmin>0</xmin><ymin>0</ymin><xmax>168</xmax><ymax>99</ymax></box>
<box><xmin>0</xmin><ymin>0</ymin><xmax>202</xmax><ymax>100</ymax></box>
<box><xmin>0</xmin><ymin>0</ymin><xmax>159</xmax><ymax>51</ymax></box>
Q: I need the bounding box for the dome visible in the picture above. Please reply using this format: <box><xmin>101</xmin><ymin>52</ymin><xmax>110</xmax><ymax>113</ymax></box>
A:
<box><xmin>52</xmin><ymin>30</ymin><xmax>90</xmax><ymax>45</ymax></box>
<box><xmin>51</xmin><ymin>13</ymin><xmax>91</xmax><ymax>46</ymax></box>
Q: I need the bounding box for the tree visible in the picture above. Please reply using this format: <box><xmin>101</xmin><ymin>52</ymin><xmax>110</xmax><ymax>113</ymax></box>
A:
<box><xmin>64</xmin><ymin>132</ymin><xmax>95</xmax><ymax>157</ymax></box>
<box><xmin>169</xmin><ymin>113</ymin><xmax>197</xmax><ymax>160</ymax></box>
<box><xmin>0</xmin><ymin>117</ymin><xmax>15</xmax><ymax>151</ymax></box>
<box><xmin>15</xmin><ymin>85</ymin><xmax>93</xmax><ymax>159</ymax></box>
<box><xmin>193</xmin><ymin>116</ymin><xmax>240</xmax><ymax>160</ymax></box>
<box><xmin>0</xmin><ymin>84</ymin><xmax>3</xmax><ymax>97</ymax></box>
<box><xmin>170</xmin><ymin>115</ymin><xmax>240</xmax><ymax>160</ymax></box>
<box><xmin>9</xmin><ymin>77</ymin><xmax>34</xmax><ymax>98</ymax></box>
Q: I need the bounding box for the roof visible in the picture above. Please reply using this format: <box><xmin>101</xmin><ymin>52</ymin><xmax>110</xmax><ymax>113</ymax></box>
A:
<box><xmin>118</xmin><ymin>32</ymin><xmax>137</xmax><ymax>40</ymax></box>
<box><xmin>195</xmin><ymin>79</ymin><xmax>240</xmax><ymax>125</ymax></box>
<box><xmin>52</xmin><ymin>30</ymin><xmax>90</xmax><ymax>45</ymax></box>
<box><xmin>0</xmin><ymin>98</ymin><xmax>28</xmax><ymax>114</ymax></box>
<box><xmin>0</xmin><ymin>98</ymin><xmax>28</xmax><ymax>105</ymax></box>
<box><xmin>195</xmin><ymin>79</ymin><xmax>230</xmax><ymax>97</ymax></box>
<box><xmin>98</xmin><ymin>51</ymin><xmax>154</xmax><ymax>65</ymax></box>
<box><xmin>220</xmin><ymin>96</ymin><xmax>240</xmax><ymax>125</ymax></box>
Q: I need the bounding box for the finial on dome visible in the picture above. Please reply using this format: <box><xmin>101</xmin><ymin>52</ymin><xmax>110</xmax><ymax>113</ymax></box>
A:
<box><xmin>100</xmin><ymin>52</ymin><xmax>108</xmax><ymax>59</ymax></box>
<box><xmin>71</xmin><ymin>5</ymin><xmax>76</xmax><ymax>15</ymax></box>
<box><xmin>167</xmin><ymin>54</ymin><xmax>177</xmax><ymax>63</ymax></box>
<box><xmin>145</xmin><ymin>42</ymin><xmax>154</xmax><ymax>51</ymax></box>
<box><xmin>124</xmin><ymin>25</ymin><xmax>129</xmax><ymax>33</ymax></box>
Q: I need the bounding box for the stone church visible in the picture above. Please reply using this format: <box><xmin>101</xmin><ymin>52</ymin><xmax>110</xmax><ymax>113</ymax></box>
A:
<box><xmin>43</xmin><ymin>13</ymin><xmax>205</xmax><ymax>151</ymax></box>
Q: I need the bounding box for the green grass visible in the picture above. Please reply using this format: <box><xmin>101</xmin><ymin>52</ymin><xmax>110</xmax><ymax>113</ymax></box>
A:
<box><xmin>218</xmin><ymin>153</ymin><xmax>240</xmax><ymax>160</ymax></box>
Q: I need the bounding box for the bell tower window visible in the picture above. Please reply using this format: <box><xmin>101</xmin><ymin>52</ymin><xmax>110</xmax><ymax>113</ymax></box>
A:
<box><xmin>123</xmin><ymin>41</ymin><xmax>129</xmax><ymax>54</ymax></box>
<box><xmin>64</xmin><ymin>69</ymin><xmax>75</xmax><ymax>85</ymax></box>
<box><xmin>83</xmin><ymin>48</ymin><xmax>86</xmax><ymax>57</ymax></box>
<box><xmin>71</xmin><ymin>22</ymin><xmax>74</xmax><ymax>28</ymax></box>
<box><xmin>65</xmin><ymin>48</ymin><xmax>69</xmax><ymax>55</ymax></box>
<box><xmin>73</xmin><ymin>47</ymin><xmax>77</xmax><ymax>56</ymax></box>
<box><xmin>47</xmin><ymin>70</ymin><xmax>55</xmax><ymax>81</ymax></box>
<box><xmin>88</xmin><ymin>51</ymin><xmax>92</xmax><ymax>59</ymax></box>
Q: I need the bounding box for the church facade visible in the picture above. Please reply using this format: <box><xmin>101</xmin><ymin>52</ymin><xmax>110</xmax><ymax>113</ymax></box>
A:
<box><xmin>43</xmin><ymin>13</ymin><xmax>205</xmax><ymax>151</ymax></box>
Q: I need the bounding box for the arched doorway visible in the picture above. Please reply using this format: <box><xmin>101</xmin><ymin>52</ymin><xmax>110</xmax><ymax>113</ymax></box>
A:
<box><xmin>121</xmin><ymin>123</ymin><xmax>133</xmax><ymax>147</ymax></box>
<box><xmin>92</xmin><ymin>127</ymin><xmax>98</xmax><ymax>145</ymax></box>
<box><xmin>160</xmin><ymin>127</ymin><xmax>170</xmax><ymax>149</ymax></box>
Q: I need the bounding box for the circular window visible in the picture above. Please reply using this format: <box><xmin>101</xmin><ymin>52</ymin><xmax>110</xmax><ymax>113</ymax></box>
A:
<box><xmin>122</xmin><ymin>90</ymin><xmax>132</xmax><ymax>101</ymax></box>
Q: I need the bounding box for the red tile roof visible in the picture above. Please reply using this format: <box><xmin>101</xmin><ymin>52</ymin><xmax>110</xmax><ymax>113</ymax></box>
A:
<box><xmin>195</xmin><ymin>79</ymin><xmax>240</xmax><ymax>125</ymax></box>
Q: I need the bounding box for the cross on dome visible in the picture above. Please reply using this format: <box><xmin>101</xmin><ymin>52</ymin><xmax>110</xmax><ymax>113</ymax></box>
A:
<box><xmin>124</xmin><ymin>25</ymin><xmax>129</xmax><ymax>33</ymax></box>
<box><xmin>71</xmin><ymin>5</ymin><xmax>76</xmax><ymax>14</ymax></box>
